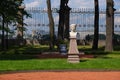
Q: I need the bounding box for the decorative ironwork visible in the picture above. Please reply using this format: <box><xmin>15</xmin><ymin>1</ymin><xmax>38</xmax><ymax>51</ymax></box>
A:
<box><xmin>21</xmin><ymin>8</ymin><xmax>120</xmax><ymax>39</ymax></box>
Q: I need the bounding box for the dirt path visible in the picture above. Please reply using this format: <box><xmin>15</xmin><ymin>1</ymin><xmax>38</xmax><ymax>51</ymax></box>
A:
<box><xmin>0</xmin><ymin>71</ymin><xmax>120</xmax><ymax>80</ymax></box>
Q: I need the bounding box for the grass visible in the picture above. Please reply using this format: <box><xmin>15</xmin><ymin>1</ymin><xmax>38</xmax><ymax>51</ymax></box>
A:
<box><xmin>0</xmin><ymin>54</ymin><xmax>120</xmax><ymax>72</ymax></box>
<box><xmin>0</xmin><ymin>45</ymin><xmax>120</xmax><ymax>72</ymax></box>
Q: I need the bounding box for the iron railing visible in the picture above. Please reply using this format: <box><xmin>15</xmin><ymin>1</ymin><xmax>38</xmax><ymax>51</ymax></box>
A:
<box><xmin>22</xmin><ymin>8</ymin><xmax>120</xmax><ymax>39</ymax></box>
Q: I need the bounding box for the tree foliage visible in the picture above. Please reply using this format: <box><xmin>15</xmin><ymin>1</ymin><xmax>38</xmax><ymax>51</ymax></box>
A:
<box><xmin>0</xmin><ymin>0</ymin><xmax>29</xmax><ymax>50</ymax></box>
<box><xmin>0</xmin><ymin>0</ymin><xmax>29</xmax><ymax>26</ymax></box>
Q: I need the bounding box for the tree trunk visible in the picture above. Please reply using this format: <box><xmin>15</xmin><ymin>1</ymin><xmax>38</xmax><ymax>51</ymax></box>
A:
<box><xmin>58</xmin><ymin>0</ymin><xmax>70</xmax><ymax>41</ymax></box>
<box><xmin>47</xmin><ymin>0</ymin><xmax>55</xmax><ymax>50</ymax></box>
<box><xmin>92</xmin><ymin>0</ymin><xmax>99</xmax><ymax>50</ymax></box>
<box><xmin>17</xmin><ymin>6</ymin><xmax>24</xmax><ymax>46</ymax></box>
<box><xmin>58</xmin><ymin>0</ymin><xmax>65</xmax><ymax>40</ymax></box>
<box><xmin>1</xmin><ymin>14</ymin><xmax>5</xmax><ymax>50</ymax></box>
<box><xmin>105</xmin><ymin>0</ymin><xmax>114</xmax><ymax>51</ymax></box>
<box><xmin>6</xmin><ymin>22</ymin><xmax>9</xmax><ymax>49</ymax></box>
<box><xmin>64</xmin><ymin>5</ymin><xmax>71</xmax><ymax>40</ymax></box>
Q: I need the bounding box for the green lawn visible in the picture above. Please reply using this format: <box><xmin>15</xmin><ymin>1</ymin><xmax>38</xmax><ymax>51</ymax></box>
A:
<box><xmin>0</xmin><ymin>54</ymin><xmax>120</xmax><ymax>72</ymax></box>
<box><xmin>0</xmin><ymin>45</ymin><xmax>120</xmax><ymax>72</ymax></box>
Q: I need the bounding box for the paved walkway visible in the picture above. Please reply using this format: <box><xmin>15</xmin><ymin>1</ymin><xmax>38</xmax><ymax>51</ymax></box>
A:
<box><xmin>0</xmin><ymin>71</ymin><xmax>120</xmax><ymax>80</ymax></box>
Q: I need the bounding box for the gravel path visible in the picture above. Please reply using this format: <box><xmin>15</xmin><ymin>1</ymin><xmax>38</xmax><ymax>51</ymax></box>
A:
<box><xmin>0</xmin><ymin>71</ymin><xmax>120</xmax><ymax>80</ymax></box>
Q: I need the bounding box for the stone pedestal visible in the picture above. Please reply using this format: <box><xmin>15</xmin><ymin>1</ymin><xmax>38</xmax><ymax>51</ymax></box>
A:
<box><xmin>68</xmin><ymin>37</ymin><xmax>80</xmax><ymax>63</ymax></box>
<box><xmin>68</xmin><ymin>54</ymin><xmax>79</xmax><ymax>63</ymax></box>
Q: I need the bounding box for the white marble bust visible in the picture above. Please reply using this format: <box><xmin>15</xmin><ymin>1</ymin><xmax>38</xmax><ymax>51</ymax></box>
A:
<box><xmin>70</xmin><ymin>24</ymin><xmax>77</xmax><ymax>38</ymax></box>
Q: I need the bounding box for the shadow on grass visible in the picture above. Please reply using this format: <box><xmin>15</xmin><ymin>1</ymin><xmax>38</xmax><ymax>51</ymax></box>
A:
<box><xmin>0</xmin><ymin>45</ymin><xmax>59</xmax><ymax>60</ymax></box>
<box><xmin>94</xmin><ymin>55</ymin><xmax>112</xmax><ymax>59</ymax></box>
<box><xmin>79</xmin><ymin>46</ymin><xmax>113</xmax><ymax>59</ymax></box>
<box><xmin>114</xmin><ymin>46</ymin><xmax>120</xmax><ymax>51</ymax></box>
<box><xmin>0</xmin><ymin>45</ymin><xmax>58</xmax><ymax>55</ymax></box>
<box><xmin>0</xmin><ymin>45</ymin><xmax>119</xmax><ymax>60</ymax></box>
<box><xmin>80</xmin><ymin>59</ymin><xmax>88</xmax><ymax>62</ymax></box>
<box><xmin>0</xmin><ymin>54</ymin><xmax>37</xmax><ymax>60</ymax></box>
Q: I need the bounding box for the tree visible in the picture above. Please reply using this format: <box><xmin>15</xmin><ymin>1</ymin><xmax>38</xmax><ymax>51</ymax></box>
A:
<box><xmin>64</xmin><ymin>2</ymin><xmax>71</xmax><ymax>40</ymax></box>
<box><xmin>0</xmin><ymin>0</ymin><xmax>29</xmax><ymax>50</ymax></box>
<box><xmin>46</xmin><ymin>0</ymin><xmax>55</xmax><ymax>50</ymax></box>
<box><xmin>16</xmin><ymin>3</ymin><xmax>25</xmax><ymax>46</ymax></box>
<box><xmin>58</xmin><ymin>0</ymin><xmax>65</xmax><ymax>40</ymax></box>
<box><xmin>58</xmin><ymin>0</ymin><xmax>70</xmax><ymax>41</ymax></box>
<box><xmin>105</xmin><ymin>0</ymin><xmax>114</xmax><ymax>51</ymax></box>
<box><xmin>0</xmin><ymin>0</ymin><xmax>20</xmax><ymax>50</ymax></box>
<box><xmin>92</xmin><ymin>0</ymin><xmax>99</xmax><ymax>50</ymax></box>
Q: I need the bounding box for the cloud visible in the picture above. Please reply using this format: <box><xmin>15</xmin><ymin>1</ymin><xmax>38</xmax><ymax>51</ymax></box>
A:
<box><xmin>68</xmin><ymin>0</ymin><xmax>94</xmax><ymax>8</ymax></box>
<box><xmin>24</xmin><ymin>0</ymin><xmax>94</xmax><ymax>8</ymax></box>
<box><xmin>99</xmin><ymin>0</ymin><xmax>106</xmax><ymax>8</ymax></box>
<box><xmin>68</xmin><ymin>0</ymin><xmax>107</xmax><ymax>9</ymax></box>
<box><xmin>26</xmin><ymin>0</ymin><xmax>40</xmax><ymax>8</ymax></box>
<box><xmin>24</xmin><ymin>0</ymin><xmax>120</xmax><ymax>9</ymax></box>
<box><xmin>25</xmin><ymin>0</ymin><xmax>43</xmax><ymax>8</ymax></box>
<box><xmin>25</xmin><ymin>0</ymin><xmax>60</xmax><ymax>8</ymax></box>
<box><xmin>51</xmin><ymin>0</ymin><xmax>60</xmax><ymax>8</ymax></box>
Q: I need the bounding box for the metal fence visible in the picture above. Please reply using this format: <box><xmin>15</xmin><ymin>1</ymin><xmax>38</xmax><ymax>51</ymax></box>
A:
<box><xmin>22</xmin><ymin>7</ymin><xmax>120</xmax><ymax>40</ymax></box>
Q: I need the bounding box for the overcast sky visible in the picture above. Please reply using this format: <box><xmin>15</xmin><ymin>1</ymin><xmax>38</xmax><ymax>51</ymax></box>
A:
<box><xmin>24</xmin><ymin>0</ymin><xmax>120</xmax><ymax>10</ymax></box>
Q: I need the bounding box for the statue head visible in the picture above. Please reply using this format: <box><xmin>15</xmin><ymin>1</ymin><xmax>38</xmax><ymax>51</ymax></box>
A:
<box><xmin>70</xmin><ymin>24</ymin><xmax>77</xmax><ymax>32</ymax></box>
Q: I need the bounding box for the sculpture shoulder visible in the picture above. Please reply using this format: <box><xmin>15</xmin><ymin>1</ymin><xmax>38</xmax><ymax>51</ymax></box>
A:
<box><xmin>70</xmin><ymin>32</ymin><xmax>77</xmax><ymax>35</ymax></box>
<box><xmin>69</xmin><ymin>32</ymin><xmax>77</xmax><ymax>38</ymax></box>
